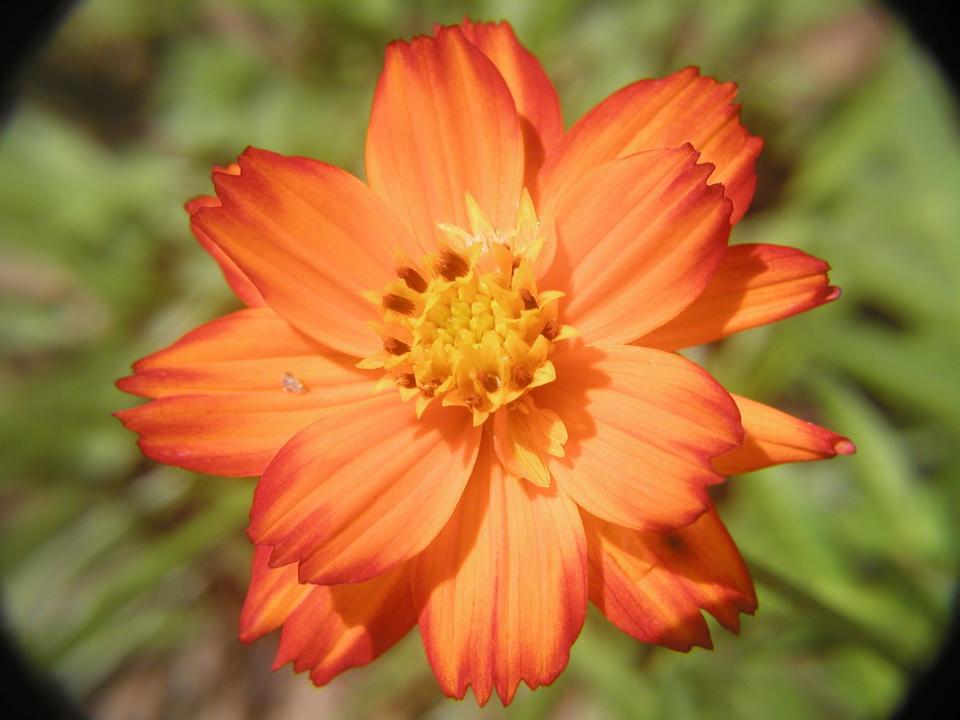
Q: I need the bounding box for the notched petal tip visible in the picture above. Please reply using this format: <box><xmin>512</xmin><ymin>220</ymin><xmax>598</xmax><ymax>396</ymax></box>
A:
<box><xmin>111</xmin><ymin>405</ymin><xmax>131</xmax><ymax>422</ymax></box>
<box><xmin>585</xmin><ymin>505</ymin><xmax>755</xmax><ymax>653</ymax></box>
<box><xmin>541</xmin><ymin>65</ymin><xmax>761</xmax><ymax>224</ymax></box>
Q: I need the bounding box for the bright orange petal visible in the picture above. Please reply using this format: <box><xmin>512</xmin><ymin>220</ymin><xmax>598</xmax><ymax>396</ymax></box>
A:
<box><xmin>185</xmin><ymin>194</ymin><xmax>266</xmax><ymax>308</ymax></box>
<box><xmin>239</xmin><ymin>545</ymin><xmax>313</xmax><ymax>643</ymax></box>
<box><xmin>541</xmin><ymin>146</ymin><xmax>731</xmax><ymax>345</ymax></box>
<box><xmin>584</xmin><ymin>505</ymin><xmax>756</xmax><ymax>651</ymax></box>
<box><xmin>184</xmin><ymin>163</ymin><xmax>265</xmax><ymax>308</ymax></box>
<box><xmin>115</xmin><ymin>308</ymin><xmax>376</xmax><ymax>477</ymax></box>
<box><xmin>456</xmin><ymin>19</ymin><xmax>563</xmax><ymax>196</ymax></box>
<box><xmin>415</xmin><ymin>430</ymin><xmax>586</xmax><ymax>705</ymax></box>
<box><xmin>192</xmin><ymin>147</ymin><xmax>420</xmax><ymax>357</ymax></box>
<box><xmin>713</xmin><ymin>394</ymin><xmax>856</xmax><ymax>475</ymax></box>
<box><xmin>365</xmin><ymin>26</ymin><xmax>524</xmax><ymax>248</ymax></box>
<box><xmin>536</xmin><ymin>345</ymin><xmax>742</xmax><ymax>531</ymax></box>
<box><xmin>241</xmin><ymin>547</ymin><xmax>417</xmax><ymax>686</ymax></box>
<box><xmin>249</xmin><ymin>398</ymin><xmax>481</xmax><ymax>586</ymax></box>
<box><xmin>638</xmin><ymin>244</ymin><xmax>839</xmax><ymax>351</ymax></box>
<box><xmin>117</xmin><ymin>307</ymin><xmax>369</xmax><ymax>399</ymax></box>
<box><xmin>541</xmin><ymin>67</ymin><xmax>762</xmax><ymax>223</ymax></box>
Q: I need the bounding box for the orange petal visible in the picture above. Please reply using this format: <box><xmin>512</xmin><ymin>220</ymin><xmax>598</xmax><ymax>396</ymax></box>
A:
<box><xmin>192</xmin><ymin>147</ymin><xmax>421</xmax><ymax>357</ymax></box>
<box><xmin>240</xmin><ymin>547</ymin><xmax>417</xmax><ymax>686</ymax></box>
<box><xmin>239</xmin><ymin>545</ymin><xmax>313</xmax><ymax>643</ymax></box>
<box><xmin>713</xmin><ymin>394</ymin><xmax>856</xmax><ymax>475</ymax></box>
<box><xmin>541</xmin><ymin>67</ymin><xmax>762</xmax><ymax>223</ymax></box>
<box><xmin>249</xmin><ymin>398</ymin><xmax>481</xmax><ymax>586</ymax></box>
<box><xmin>638</xmin><ymin>244</ymin><xmax>839</xmax><ymax>351</ymax></box>
<box><xmin>365</xmin><ymin>26</ymin><xmax>524</xmax><ymax>248</ymax></box>
<box><xmin>184</xmin><ymin>194</ymin><xmax>265</xmax><ymax>308</ymax></box>
<box><xmin>115</xmin><ymin>308</ymin><xmax>376</xmax><ymax>477</ymax></box>
<box><xmin>184</xmin><ymin>163</ymin><xmax>264</xmax><ymax>308</ymax></box>
<box><xmin>456</xmin><ymin>19</ymin><xmax>563</xmax><ymax>196</ymax></box>
<box><xmin>541</xmin><ymin>146</ymin><xmax>732</xmax><ymax>345</ymax></box>
<box><xmin>415</xmin><ymin>430</ymin><xmax>586</xmax><ymax>706</ymax></box>
<box><xmin>536</xmin><ymin>345</ymin><xmax>742</xmax><ymax>531</ymax></box>
<box><xmin>584</xmin><ymin>505</ymin><xmax>757</xmax><ymax>651</ymax></box>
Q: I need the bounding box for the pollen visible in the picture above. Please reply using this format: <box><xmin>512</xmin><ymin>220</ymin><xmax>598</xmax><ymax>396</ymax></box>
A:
<box><xmin>360</xmin><ymin>190</ymin><xmax>575</xmax><ymax>425</ymax></box>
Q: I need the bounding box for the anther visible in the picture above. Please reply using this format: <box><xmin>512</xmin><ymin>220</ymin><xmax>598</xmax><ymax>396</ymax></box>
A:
<box><xmin>541</xmin><ymin>320</ymin><xmax>559</xmax><ymax>340</ymax></box>
<box><xmin>397</xmin><ymin>266</ymin><xmax>427</xmax><ymax>293</ymax></box>
<box><xmin>477</xmin><ymin>372</ymin><xmax>501</xmax><ymax>392</ymax></box>
<box><xmin>514</xmin><ymin>366</ymin><xmax>533</xmax><ymax>388</ymax></box>
<box><xmin>397</xmin><ymin>373</ymin><xmax>417</xmax><ymax>388</ymax></box>
<box><xmin>519</xmin><ymin>288</ymin><xmax>538</xmax><ymax>310</ymax></box>
<box><xmin>464</xmin><ymin>394</ymin><xmax>484</xmax><ymax>411</ymax></box>
<box><xmin>382</xmin><ymin>293</ymin><xmax>415</xmax><ymax>315</ymax></box>
<box><xmin>384</xmin><ymin>337</ymin><xmax>411</xmax><ymax>356</ymax></box>
<box><xmin>421</xmin><ymin>378</ymin><xmax>442</xmax><ymax>397</ymax></box>
<box><xmin>437</xmin><ymin>250</ymin><xmax>469</xmax><ymax>280</ymax></box>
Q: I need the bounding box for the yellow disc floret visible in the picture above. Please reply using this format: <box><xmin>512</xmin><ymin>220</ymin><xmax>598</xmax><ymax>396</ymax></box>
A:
<box><xmin>359</xmin><ymin>191</ymin><xmax>575</xmax><ymax>425</ymax></box>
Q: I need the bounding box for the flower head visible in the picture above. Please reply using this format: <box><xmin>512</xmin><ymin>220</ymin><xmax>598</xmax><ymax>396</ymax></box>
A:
<box><xmin>117</xmin><ymin>20</ymin><xmax>854</xmax><ymax>705</ymax></box>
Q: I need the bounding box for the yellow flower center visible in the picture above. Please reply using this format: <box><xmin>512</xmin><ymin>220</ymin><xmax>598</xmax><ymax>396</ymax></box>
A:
<box><xmin>359</xmin><ymin>191</ymin><xmax>574</xmax><ymax>425</ymax></box>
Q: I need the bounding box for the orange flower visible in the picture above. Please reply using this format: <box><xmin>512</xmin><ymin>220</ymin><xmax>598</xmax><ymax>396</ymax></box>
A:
<box><xmin>116</xmin><ymin>20</ymin><xmax>855</xmax><ymax>705</ymax></box>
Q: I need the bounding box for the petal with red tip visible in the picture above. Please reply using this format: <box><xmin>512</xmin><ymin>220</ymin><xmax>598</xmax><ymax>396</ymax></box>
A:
<box><xmin>638</xmin><ymin>244</ymin><xmax>839</xmax><ymax>351</ymax></box>
<box><xmin>365</xmin><ymin>26</ymin><xmax>524</xmax><ymax>248</ymax></box>
<box><xmin>536</xmin><ymin>345</ymin><xmax>742</xmax><ymax>532</ymax></box>
<box><xmin>713</xmin><ymin>394</ymin><xmax>856</xmax><ymax>475</ymax></box>
<box><xmin>584</xmin><ymin>505</ymin><xmax>757</xmax><ymax>651</ymax></box>
<box><xmin>249</xmin><ymin>399</ymin><xmax>481</xmax><ymax>586</ymax></box>
<box><xmin>542</xmin><ymin>146</ymin><xmax>732</xmax><ymax>345</ymax></box>
<box><xmin>541</xmin><ymin>67</ymin><xmax>761</xmax><ymax>223</ymax></box>
<box><xmin>456</xmin><ymin>19</ymin><xmax>563</xmax><ymax>193</ymax></box>
<box><xmin>415</xmin><ymin>431</ymin><xmax>586</xmax><ymax>706</ymax></box>
<box><xmin>240</xmin><ymin>547</ymin><xmax>417</xmax><ymax>686</ymax></box>
<box><xmin>115</xmin><ymin>308</ymin><xmax>376</xmax><ymax>477</ymax></box>
<box><xmin>184</xmin><ymin>193</ymin><xmax>265</xmax><ymax>308</ymax></box>
<box><xmin>193</xmin><ymin>147</ymin><xmax>420</xmax><ymax>357</ymax></box>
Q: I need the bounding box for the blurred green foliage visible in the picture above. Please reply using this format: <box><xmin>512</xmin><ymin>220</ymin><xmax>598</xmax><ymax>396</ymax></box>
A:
<box><xmin>1</xmin><ymin>0</ymin><xmax>957</xmax><ymax>717</ymax></box>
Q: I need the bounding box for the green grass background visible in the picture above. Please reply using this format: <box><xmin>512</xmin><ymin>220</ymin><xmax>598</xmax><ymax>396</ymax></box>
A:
<box><xmin>1</xmin><ymin>0</ymin><xmax>958</xmax><ymax>717</ymax></box>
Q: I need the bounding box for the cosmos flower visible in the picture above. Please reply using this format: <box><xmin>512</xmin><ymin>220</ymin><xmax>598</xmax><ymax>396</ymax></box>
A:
<box><xmin>116</xmin><ymin>20</ymin><xmax>855</xmax><ymax>705</ymax></box>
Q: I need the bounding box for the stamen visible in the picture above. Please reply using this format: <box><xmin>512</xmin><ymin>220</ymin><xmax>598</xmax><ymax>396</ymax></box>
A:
<box><xmin>397</xmin><ymin>266</ymin><xmax>427</xmax><ymax>293</ymax></box>
<box><xmin>384</xmin><ymin>337</ymin><xmax>411</xmax><ymax>356</ymax></box>
<box><xmin>514</xmin><ymin>366</ymin><xmax>533</xmax><ymax>388</ymax></box>
<box><xmin>477</xmin><ymin>372</ymin><xmax>501</xmax><ymax>392</ymax></box>
<box><xmin>437</xmin><ymin>250</ymin><xmax>469</xmax><ymax>280</ymax></box>
<box><xmin>519</xmin><ymin>288</ymin><xmax>538</xmax><ymax>310</ymax></box>
<box><xmin>383</xmin><ymin>293</ymin><xmax>415</xmax><ymax>315</ymax></box>
<box><xmin>421</xmin><ymin>378</ymin><xmax>442</xmax><ymax>397</ymax></box>
<box><xmin>363</xmin><ymin>193</ymin><xmax>572</xmax><ymax>417</ymax></box>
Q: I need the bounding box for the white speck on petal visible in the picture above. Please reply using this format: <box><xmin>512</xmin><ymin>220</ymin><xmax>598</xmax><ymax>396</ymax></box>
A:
<box><xmin>281</xmin><ymin>372</ymin><xmax>306</xmax><ymax>394</ymax></box>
